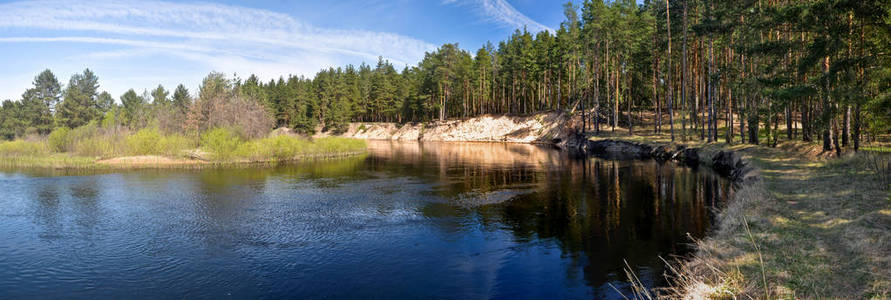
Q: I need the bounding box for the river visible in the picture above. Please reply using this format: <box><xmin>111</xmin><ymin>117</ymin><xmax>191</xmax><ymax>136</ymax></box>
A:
<box><xmin>0</xmin><ymin>141</ymin><xmax>731</xmax><ymax>299</ymax></box>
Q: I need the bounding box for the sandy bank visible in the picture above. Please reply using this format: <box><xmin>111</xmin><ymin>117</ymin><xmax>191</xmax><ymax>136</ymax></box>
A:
<box><xmin>325</xmin><ymin>111</ymin><xmax>576</xmax><ymax>144</ymax></box>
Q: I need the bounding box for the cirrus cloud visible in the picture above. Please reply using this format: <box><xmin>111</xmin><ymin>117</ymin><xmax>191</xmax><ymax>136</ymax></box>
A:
<box><xmin>0</xmin><ymin>0</ymin><xmax>438</xmax><ymax>100</ymax></box>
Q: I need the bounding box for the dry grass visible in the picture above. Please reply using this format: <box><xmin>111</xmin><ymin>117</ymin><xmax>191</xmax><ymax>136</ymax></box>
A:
<box><xmin>612</xmin><ymin>139</ymin><xmax>891</xmax><ymax>299</ymax></box>
<box><xmin>586</xmin><ymin>114</ymin><xmax>890</xmax><ymax>299</ymax></box>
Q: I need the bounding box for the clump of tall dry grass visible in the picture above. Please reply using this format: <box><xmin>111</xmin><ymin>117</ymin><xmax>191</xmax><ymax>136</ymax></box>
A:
<box><xmin>862</xmin><ymin>152</ymin><xmax>890</xmax><ymax>189</ymax></box>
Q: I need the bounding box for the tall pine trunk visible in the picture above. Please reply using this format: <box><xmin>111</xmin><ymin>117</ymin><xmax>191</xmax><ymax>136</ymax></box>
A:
<box><xmin>665</xmin><ymin>0</ymin><xmax>675</xmax><ymax>141</ymax></box>
<box><xmin>821</xmin><ymin>57</ymin><xmax>832</xmax><ymax>151</ymax></box>
<box><xmin>842</xmin><ymin>105</ymin><xmax>850</xmax><ymax>147</ymax></box>
<box><xmin>853</xmin><ymin>104</ymin><xmax>861</xmax><ymax>152</ymax></box>
<box><xmin>707</xmin><ymin>30</ymin><xmax>718</xmax><ymax>143</ymax></box>
<box><xmin>682</xmin><ymin>0</ymin><xmax>689</xmax><ymax>141</ymax></box>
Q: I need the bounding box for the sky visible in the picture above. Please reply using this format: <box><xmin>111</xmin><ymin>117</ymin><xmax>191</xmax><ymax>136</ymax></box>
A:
<box><xmin>0</xmin><ymin>0</ymin><xmax>567</xmax><ymax>101</ymax></box>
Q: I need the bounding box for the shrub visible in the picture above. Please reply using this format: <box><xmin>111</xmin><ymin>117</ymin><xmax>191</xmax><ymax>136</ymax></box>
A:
<box><xmin>127</xmin><ymin>128</ymin><xmax>163</xmax><ymax>155</ymax></box>
<box><xmin>232</xmin><ymin>136</ymin><xmax>365</xmax><ymax>162</ymax></box>
<box><xmin>157</xmin><ymin>133</ymin><xmax>195</xmax><ymax>157</ymax></box>
<box><xmin>47</xmin><ymin>127</ymin><xmax>71</xmax><ymax>152</ymax></box>
<box><xmin>235</xmin><ymin>135</ymin><xmax>307</xmax><ymax>161</ymax></box>
<box><xmin>185</xmin><ymin>80</ymin><xmax>274</xmax><ymax>139</ymax></box>
<box><xmin>67</xmin><ymin>122</ymin><xmax>99</xmax><ymax>144</ymax></box>
<box><xmin>201</xmin><ymin>127</ymin><xmax>243</xmax><ymax>160</ymax></box>
<box><xmin>73</xmin><ymin>135</ymin><xmax>125</xmax><ymax>157</ymax></box>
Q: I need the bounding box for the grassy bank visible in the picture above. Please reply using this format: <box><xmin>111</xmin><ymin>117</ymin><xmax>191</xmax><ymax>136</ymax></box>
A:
<box><xmin>0</xmin><ymin>126</ymin><xmax>367</xmax><ymax>170</ymax></box>
<box><xmin>676</xmin><ymin>144</ymin><xmax>889</xmax><ymax>299</ymax></box>
<box><xmin>591</xmin><ymin>132</ymin><xmax>890</xmax><ymax>298</ymax></box>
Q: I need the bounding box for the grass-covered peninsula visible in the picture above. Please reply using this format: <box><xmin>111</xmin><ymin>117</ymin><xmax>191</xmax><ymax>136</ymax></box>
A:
<box><xmin>0</xmin><ymin>124</ymin><xmax>365</xmax><ymax>169</ymax></box>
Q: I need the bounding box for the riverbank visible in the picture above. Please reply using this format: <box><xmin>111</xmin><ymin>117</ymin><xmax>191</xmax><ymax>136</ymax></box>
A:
<box><xmin>0</xmin><ymin>134</ymin><xmax>367</xmax><ymax>170</ymax></box>
<box><xmin>584</xmin><ymin>134</ymin><xmax>890</xmax><ymax>298</ymax></box>
<box><xmin>323</xmin><ymin>111</ymin><xmax>574</xmax><ymax>144</ymax></box>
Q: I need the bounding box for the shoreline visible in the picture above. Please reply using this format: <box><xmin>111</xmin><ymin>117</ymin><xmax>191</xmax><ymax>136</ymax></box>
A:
<box><xmin>0</xmin><ymin>151</ymin><xmax>368</xmax><ymax>171</ymax></box>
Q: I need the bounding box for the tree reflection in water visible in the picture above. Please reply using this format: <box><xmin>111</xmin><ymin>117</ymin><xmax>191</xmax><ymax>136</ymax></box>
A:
<box><xmin>366</xmin><ymin>140</ymin><xmax>732</xmax><ymax>290</ymax></box>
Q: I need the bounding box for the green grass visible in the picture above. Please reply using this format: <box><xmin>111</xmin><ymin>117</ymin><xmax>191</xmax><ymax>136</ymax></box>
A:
<box><xmin>233</xmin><ymin>136</ymin><xmax>366</xmax><ymax>162</ymax></box>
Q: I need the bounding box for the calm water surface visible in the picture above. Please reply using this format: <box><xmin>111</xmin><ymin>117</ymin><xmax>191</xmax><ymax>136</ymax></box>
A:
<box><xmin>0</xmin><ymin>141</ymin><xmax>731</xmax><ymax>299</ymax></box>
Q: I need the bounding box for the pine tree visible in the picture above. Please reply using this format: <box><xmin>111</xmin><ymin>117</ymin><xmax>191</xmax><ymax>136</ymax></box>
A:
<box><xmin>56</xmin><ymin>69</ymin><xmax>100</xmax><ymax>128</ymax></box>
<box><xmin>151</xmin><ymin>85</ymin><xmax>170</xmax><ymax>106</ymax></box>
<box><xmin>120</xmin><ymin>89</ymin><xmax>146</xmax><ymax>129</ymax></box>
<box><xmin>172</xmin><ymin>84</ymin><xmax>192</xmax><ymax>114</ymax></box>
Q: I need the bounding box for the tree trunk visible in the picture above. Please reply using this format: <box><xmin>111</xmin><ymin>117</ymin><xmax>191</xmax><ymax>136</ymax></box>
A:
<box><xmin>707</xmin><ymin>32</ymin><xmax>715</xmax><ymax>143</ymax></box>
<box><xmin>594</xmin><ymin>55</ymin><xmax>601</xmax><ymax>133</ymax></box>
<box><xmin>785</xmin><ymin>106</ymin><xmax>792</xmax><ymax>140</ymax></box>
<box><xmin>665</xmin><ymin>0</ymin><xmax>674</xmax><ymax>141</ymax></box>
<box><xmin>748</xmin><ymin>97</ymin><xmax>759</xmax><ymax>145</ymax></box>
<box><xmin>653</xmin><ymin>28</ymin><xmax>660</xmax><ymax>135</ymax></box>
<box><xmin>614</xmin><ymin>64</ymin><xmax>619</xmax><ymax>131</ymax></box>
<box><xmin>681</xmin><ymin>0</ymin><xmax>694</xmax><ymax>140</ymax></box>
<box><xmin>628</xmin><ymin>82</ymin><xmax>633</xmax><ymax>135</ymax></box>
<box><xmin>821</xmin><ymin>57</ymin><xmax>832</xmax><ymax>152</ymax></box>
<box><xmin>842</xmin><ymin>105</ymin><xmax>850</xmax><ymax>147</ymax></box>
<box><xmin>853</xmin><ymin>103</ymin><xmax>861</xmax><ymax>152</ymax></box>
<box><xmin>832</xmin><ymin>115</ymin><xmax>841</xmax><ymax>157</ymax></box>
<box><xmin>727</xmin><ymin>86</ymin><xmax>733</xmax><ymax>144</ymax></box>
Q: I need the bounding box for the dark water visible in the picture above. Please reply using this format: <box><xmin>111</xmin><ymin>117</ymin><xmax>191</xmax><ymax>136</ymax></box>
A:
<box><xmin>0</xmin><ymin>141</ymin><xmax>731</xmax><ymax>299</ymax></box>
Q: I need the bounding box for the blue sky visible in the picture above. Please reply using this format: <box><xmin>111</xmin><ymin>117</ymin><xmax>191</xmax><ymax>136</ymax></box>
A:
<box><xmin>0</xmin><ymin>0</ymin><xmax>567</xmax><ymax>101</ymax></box>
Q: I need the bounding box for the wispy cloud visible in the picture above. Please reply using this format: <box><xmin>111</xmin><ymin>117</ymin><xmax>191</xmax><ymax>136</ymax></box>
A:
<box><xmin>443</xmin><ymin>0</ymin><xmax>553</xmax><ymax>33</ymax></box>
<box><xmin>0</xmin><ymin>0</ymin><xmax>437</xmax><ymax>99</ymax></box>
<box><xmin>0</xmin><ymin>0</ymin><xmax>436</xmax><ymax>64</ymax></box>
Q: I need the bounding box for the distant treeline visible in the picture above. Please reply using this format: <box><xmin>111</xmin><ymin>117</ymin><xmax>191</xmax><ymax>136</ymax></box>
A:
<box><xmin>1</xmin><ymin>0</ymin><xmax>888</xmax><ymax>151</ymax></box>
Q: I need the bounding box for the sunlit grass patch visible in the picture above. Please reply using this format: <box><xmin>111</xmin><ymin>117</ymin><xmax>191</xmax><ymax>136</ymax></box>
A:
<box><xmin>863</xmin><ymin>146</ymin><xmax>891</xmax><ymax>153</ymax></box>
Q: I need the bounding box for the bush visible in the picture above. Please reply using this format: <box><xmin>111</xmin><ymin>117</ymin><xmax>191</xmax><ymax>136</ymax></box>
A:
<box><xmin>201</xmin><ymin>127</ymin><xmax>243</xmax><ymax>160</ymax></box>
<box><xmin>47</xmin><ymin>127</ymin><xmax>71</xmax><ymax>152</ymax></box>
<box><xmin>127</xmin><ymin>128</ymin><xmax>163</xmax><ymax>155</ymax></box>
<box><xmin>157</xmin><ymin>133</ymin><xmax>195</xmax><ymax>157</ymax></box>
<box><xmin>186</xmin><ymin>90</ymin><xmax>274</xmax><ymax>139</ymax></box>
<box><xmin>125</xmin><ymin>128</ymin><xmax>196</xmax><ymax>157</ymax></box>
<box><xmin>67</xmin><ymin>122</ymin><xmax>99</xmax><ymax>144</ymax></box>
<box><xmin>47</xmin><ymin>123</ymin><xmax>131</xmax><ymax>157</ymax></box>
<box><xmin>72</xmin><ymin>134</ymin><xmax>126</xmax><ymax>157</ymax></box>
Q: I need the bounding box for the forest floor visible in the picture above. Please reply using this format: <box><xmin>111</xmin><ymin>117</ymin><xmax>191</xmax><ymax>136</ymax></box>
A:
<box><xmin>587</xmin><ymin>125</ymin><xmax>891</xmax><ymax>298</ymax></box>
